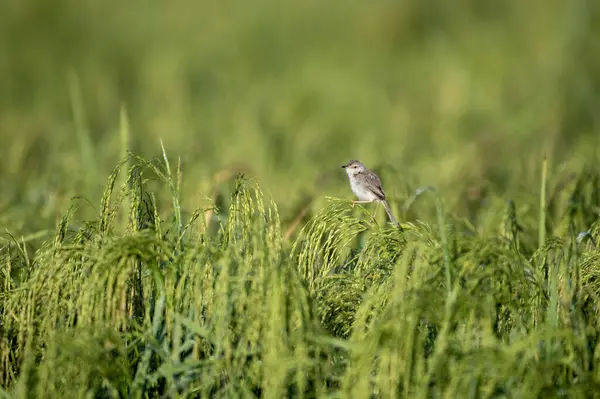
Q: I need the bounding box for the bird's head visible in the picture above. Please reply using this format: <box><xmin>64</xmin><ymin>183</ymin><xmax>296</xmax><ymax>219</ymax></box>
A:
<box><xmin>341</xmin><ymin>160</ymin><xmax>366</xmax><ymax>176</ymax></box>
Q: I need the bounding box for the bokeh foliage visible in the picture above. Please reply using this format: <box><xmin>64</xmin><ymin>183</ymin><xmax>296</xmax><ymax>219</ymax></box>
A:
<box><xmin>1</xmin><ymin>0</ymin><xmax>599</xmax><ymax>233</ymax></box>
<box><xmin>1</xmin><ymin>0</ymin><xmax>600</xmax><ymax>397</ymax></box>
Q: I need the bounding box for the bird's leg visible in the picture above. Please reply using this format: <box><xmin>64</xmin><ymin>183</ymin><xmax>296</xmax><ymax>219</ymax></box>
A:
<box><xmin>371</xmin><ymin>203</ymin><xmax>379</xmax><ymax>221</ymax></box>
<box><xmin>351</xmin><ymin>200</ymin><xmax>375</xmax><ymax>208</ymax></box>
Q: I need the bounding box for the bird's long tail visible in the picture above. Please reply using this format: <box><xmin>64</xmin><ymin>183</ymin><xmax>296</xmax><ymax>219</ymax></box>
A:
<box><xmin>381</xmin><ymin>200</ymin><xmax>399</xmax><ymax>227</ymax></box>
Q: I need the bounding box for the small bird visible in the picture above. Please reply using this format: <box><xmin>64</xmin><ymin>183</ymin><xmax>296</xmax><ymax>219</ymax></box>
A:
<box><xmin>342</xmin><ymin>160</ymin><xmax>399</xmax><ymax>227</ymax></box>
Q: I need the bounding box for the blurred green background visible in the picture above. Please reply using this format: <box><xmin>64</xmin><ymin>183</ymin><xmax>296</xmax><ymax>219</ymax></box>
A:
<box><xmin>1</xmin><ymin>0</ymin><xmax>599</xmax><ymax>236</ymax></box>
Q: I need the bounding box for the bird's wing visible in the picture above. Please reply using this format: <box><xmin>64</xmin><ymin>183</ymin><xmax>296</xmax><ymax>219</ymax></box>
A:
<box><xmin>362</xmin><ymin>171</ymin><xmax>386</xmax><ymax>200</ymax></box>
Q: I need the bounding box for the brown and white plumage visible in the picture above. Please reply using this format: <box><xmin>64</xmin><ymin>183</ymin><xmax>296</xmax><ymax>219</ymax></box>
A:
<box><xmin>341</xmin><ymin>160</ymin><xmax>399</xmax><ymax>227</ymax></box>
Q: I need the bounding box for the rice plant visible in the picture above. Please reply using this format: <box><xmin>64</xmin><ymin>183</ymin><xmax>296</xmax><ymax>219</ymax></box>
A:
<box><xmin>1</xmin><ymin>149</ymin><xmax>600</xmax><ymax>398</ymax></box>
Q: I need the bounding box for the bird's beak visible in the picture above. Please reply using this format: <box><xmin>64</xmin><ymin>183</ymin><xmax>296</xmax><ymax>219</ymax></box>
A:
<box><xmin>341</xmin><ymin>165</ymin><xmax>346</xmax><ymax>169</ymax></box>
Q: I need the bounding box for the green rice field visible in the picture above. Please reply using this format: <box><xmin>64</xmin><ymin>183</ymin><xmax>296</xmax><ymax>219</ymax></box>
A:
<box><xmin>1</xmin><ymin>0</ymin><xmax>600</xmax><ymax>397</ymax></box>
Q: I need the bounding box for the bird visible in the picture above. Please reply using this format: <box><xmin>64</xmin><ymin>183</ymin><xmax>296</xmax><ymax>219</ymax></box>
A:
<box><xmin>341</xmin><ymin>160</ymin><xmax>399</xmax><ymax>227</ymax></box>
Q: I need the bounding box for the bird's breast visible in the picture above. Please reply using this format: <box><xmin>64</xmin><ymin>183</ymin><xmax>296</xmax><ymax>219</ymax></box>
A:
<box><xmin>350</xmin><ymin>178</ymin><xmax>378</xmax><ymax>201</ymax></box>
